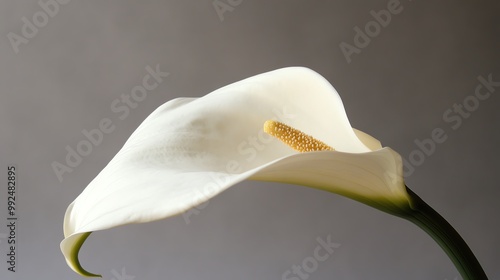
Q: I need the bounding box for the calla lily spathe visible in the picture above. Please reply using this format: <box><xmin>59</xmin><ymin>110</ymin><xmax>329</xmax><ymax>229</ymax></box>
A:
<box><xmin>61</xmin><ymin>67</ymin><xmax>412</xmax><ymax>276</ymax></box>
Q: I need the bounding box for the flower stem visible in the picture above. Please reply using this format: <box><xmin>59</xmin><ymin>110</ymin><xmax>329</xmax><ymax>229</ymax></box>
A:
<box><xmin>401</xmin><ymin>186</ymin><xmax>488</xmax><ymax>280</ymax></box>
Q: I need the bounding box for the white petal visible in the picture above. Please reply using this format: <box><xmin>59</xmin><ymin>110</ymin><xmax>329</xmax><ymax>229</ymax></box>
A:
<box><xmin>61</xmin><ymin>67</ymin><xmax>409</xmax><ymax>275</ymax></box>
<box><xmin>250</xmin><ymin>148</ymin><xmax>409</xmax><ymax>210</ymax></box>
<box><xmin>353</xmin><ymin>128</ymin><xmax>382</xmax><ymax>151</ymax></box>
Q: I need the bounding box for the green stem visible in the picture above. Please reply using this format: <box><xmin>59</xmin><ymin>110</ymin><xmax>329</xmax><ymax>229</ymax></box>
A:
<box><xmin>401</xmin><ymin>186</ymin><xmax>488</xmax><ymax>280</ymax></box>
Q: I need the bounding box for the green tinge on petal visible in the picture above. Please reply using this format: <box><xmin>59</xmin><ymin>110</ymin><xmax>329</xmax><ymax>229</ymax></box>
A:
<box><xmin>60</xmin><ymin>232</ymin><xmax>101</xmax><ymax>278</ymax></box>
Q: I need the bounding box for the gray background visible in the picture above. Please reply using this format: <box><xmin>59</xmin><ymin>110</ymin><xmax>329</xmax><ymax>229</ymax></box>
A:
<box><xmin>1</xmin><ymin>1</ymin><xmax>499</xmax><ymax>279</ymax></box>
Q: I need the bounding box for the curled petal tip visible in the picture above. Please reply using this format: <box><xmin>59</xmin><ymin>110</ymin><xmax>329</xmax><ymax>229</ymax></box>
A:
<box><xmin>61</xmin><ymin>232</ymin><xmax>102</xmax><ymax>278</ymax></box>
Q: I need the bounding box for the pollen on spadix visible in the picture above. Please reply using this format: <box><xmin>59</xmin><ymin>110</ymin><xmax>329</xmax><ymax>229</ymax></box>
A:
<box><xmin>263</xmin><ymin>120</ymin><xmax>334</xmax><ymax>153</ymax></box>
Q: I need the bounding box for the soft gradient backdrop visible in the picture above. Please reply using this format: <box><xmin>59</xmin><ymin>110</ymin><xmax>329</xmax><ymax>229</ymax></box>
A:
<box><xmin>1</xmin><ymin>1</ymin><xmax>499</xmax><ymax>279</ymax></box>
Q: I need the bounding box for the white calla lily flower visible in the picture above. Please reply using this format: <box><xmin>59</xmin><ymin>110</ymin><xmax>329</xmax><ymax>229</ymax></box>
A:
<box><xmin>61</xmin><ymin>67</ymin><xmax>486</xmax><ymax>280</ymax></box>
